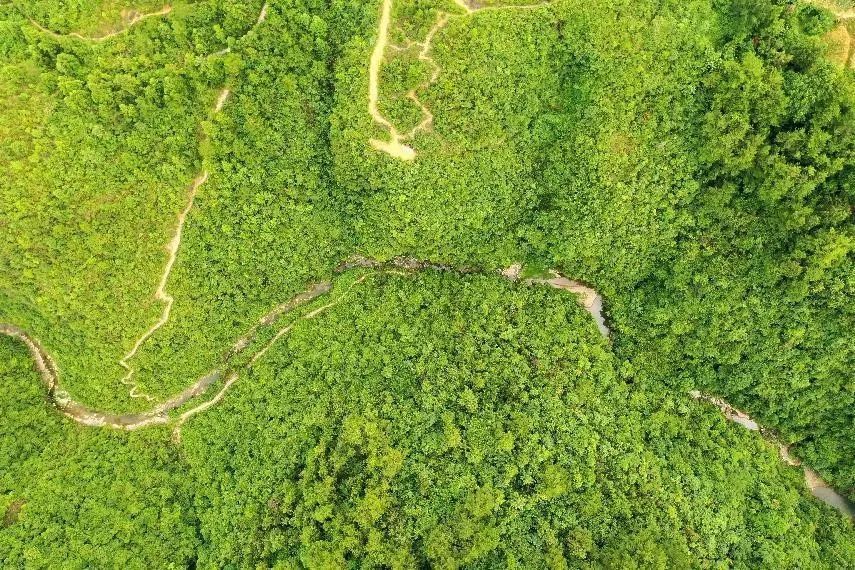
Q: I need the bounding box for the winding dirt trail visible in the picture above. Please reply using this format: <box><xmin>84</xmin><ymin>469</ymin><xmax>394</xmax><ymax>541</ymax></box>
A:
<box><xmin>367</xmin><ymin>0</ymin><xmax>852</xmax><ymax>158</ymax></box>
<box><xmin>0</xmin><ymin>323</ymin><xmax>220</xmax><ymax>429</ymax></box>
<box><xmin>3</xmin><ymin>0</ymin><xmax>850</xmax><ymax>524</ymax></box>
<box><xmin>212</xmin><ymin>2</ymin><xmax>270</xmax><ymax>56</ymax></box>
<box><xmin>690</xmin><ymin>391</ymin><xmax>854</xmax><ymax>518</ymax></box>
<box><xmin>524</xmin><ymin>272</ymin><xmax>608</xmax><ymax>336</ymax></box>
<box><xmin>367</xmin><ymin>0</ymin><xmax>415</xmax><ymax>160</ymax></box>
<box><xmin>118</xmin><ymin>171</ymin><xmax>208</xmax><ymax>402</ymax></box>
<box><xmin>3</xmin><ymin>257</ymin><xmax>852</xmax><ymax>518</ymax></box>
<box><xmin>171</xmin><ymin>275</ymin><xmax>373</xmax><ymax>441</ymax></box>
<box><xmin>400</xmin><ymin>14</ymin><xmax>448</xmax><ymax>141</ymax></box>
<box><xmin>0</xmin><ymin>278</ymin><xmax>332</xmax><ymax>430</ymax></box>
<box><xmin>12</xmin><ymin>2</ymin><xmax>269</xmax><ymax>404</ymax></box>
<box><xmin>161</xmin><ymin>259</ymin><xmax>606</xmax><ymax>442</ymax></box>
<box><xmin>14</xmin><ymin>4</ymin><xmax>266</xmax><ymax>404</ymax></box>
<box><xmin>117</xmin><ymin>86</ymin><xmax>231</xmax><ymax>402</ymax></box>
<box><xmin>26</xmin><ymin>2</ymin><xmax>270</xmax><ymax>49</ymax></box>
<box><xmin>367</xmin><ymin>0</ymin><xmax>553</xmax><ymax>160</ymax></box>
<box><xmin>26</xmin><ymin>5</ymin><xmax>173</xmax><ymax>42</ymax></box>
<box><xmin>1</xmin><ymin>257</ymin><xmax>604</xmax><ymax>433</ymax></box>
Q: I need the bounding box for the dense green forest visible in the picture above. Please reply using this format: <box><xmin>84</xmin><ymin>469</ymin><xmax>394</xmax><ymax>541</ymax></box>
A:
<box><xmin>1</xmin><ymin>0</ymin><xmax>853</xmax><ymax>566</ymax></box>
<box><xmin>3</xmin><ymin>273</ymin><xmax>855</xmax><ymax>566</ymax></box>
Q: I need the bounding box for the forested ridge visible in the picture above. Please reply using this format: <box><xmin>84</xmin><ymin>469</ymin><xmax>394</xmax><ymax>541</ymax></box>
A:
<box><xmin>1</xmin><ymin>0</ymin><xmax>854</xmax><ymax>567</ymax></box>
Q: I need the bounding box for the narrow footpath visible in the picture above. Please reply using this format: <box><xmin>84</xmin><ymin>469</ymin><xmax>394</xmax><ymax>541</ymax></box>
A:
<box><xmin>2</xmin><ymin>257</ymin><xmax>851</xmax><ymax>519</ymax></box>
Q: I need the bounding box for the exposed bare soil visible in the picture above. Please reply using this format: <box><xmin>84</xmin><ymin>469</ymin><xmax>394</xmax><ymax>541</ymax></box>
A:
<box><xmin>27</xmin><ymin>5</ymin><xmax>172</xmax><ymax>42</ymax></box>
<box><xmin>368</xmin><ymin>0</ymin><xmax>553</xmax><ymax>160</ymax></box>
<box><xmin>690</xmin><ymin>391</ymin><xmax>854</xmax><ymax>518</ymax></box>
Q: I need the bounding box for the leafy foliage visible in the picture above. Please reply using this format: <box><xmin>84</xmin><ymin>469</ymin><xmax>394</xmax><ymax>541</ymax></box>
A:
<box><xmin>0</xmin><ymin>0</ymin><xmax>853</xmax><ymax>565</ymax></box>
<box><xmin>0</xmin><ymin>337</ymin><xmax>198</xmax><ymax>567</ymax></box>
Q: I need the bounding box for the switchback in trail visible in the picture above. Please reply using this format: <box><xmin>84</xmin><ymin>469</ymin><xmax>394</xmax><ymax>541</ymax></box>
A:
<box><xmin>3</xmin><ymin>255</ymin><xmax>851</xmax><ymax>518</ymax></box>
<box><xmin>367</xmin><ymin>0</ymin><xmax>554</xmax><ymax>160</ymax></box>
<box><xmin>24</xmin><ymin>4</ymin><xmax>173</xmax><ymax>42</ymax></box>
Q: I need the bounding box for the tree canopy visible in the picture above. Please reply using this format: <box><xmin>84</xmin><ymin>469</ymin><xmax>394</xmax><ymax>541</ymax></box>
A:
<box><xmin>0</xmin><ymin>0</ymin><xmax>853</xmax><ymax>566</ymax></box>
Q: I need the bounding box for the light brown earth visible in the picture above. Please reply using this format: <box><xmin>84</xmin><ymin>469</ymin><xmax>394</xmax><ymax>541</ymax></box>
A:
<box><xmin>368</xmin><ymin>0</ymin><xmax>554</xmax><ymax>160</ymax></box>
<box><xmin>27</xmin><ymin>5</ymin><xmax>173</xmax><ymax>42</ymax></box>
<box><xmin>690</xmin><ymin>391</ymin><xmax>854</xmax><ymax>518</ymax></box>
<box><xmin>825</xmin><ymin>23</ymin><xmax>853</xmax><ymax>66</ymax></box>
<box><xmin>808</xmin><ymin>0</ymin><xmax>855</xmax><ymax>67</ymax></box>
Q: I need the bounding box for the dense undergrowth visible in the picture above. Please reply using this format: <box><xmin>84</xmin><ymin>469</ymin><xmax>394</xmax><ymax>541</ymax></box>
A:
<box><xmin>3</xmin><ymin>273</ymin><xmax>855</xmax><ymax>567</ymax></box>
<box><xmin>0</xmin><ymin>0</ymin><xmax>853</xmax><ymax>566</ymax></box>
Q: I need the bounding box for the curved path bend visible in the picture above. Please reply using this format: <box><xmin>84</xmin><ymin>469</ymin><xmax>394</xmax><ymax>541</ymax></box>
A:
<box><xmin>26</xmin><ymin>5</ymin><xmax>173</xmax><ymax>42</ymax></box>
<box><xmin>213</xmin><ymin>2</ymin><xmax>270</xmax><ymax>56</ymax></box>
<box><xmin>0</xmin><ymin>280</ymin><xmax>332</xmax><ymax>430</ymax></box>
<box><xmin>2</xmin><ymin>0</ymin><xmax>849</xmax><ymax>524</ymax></box>
<box><xmin>1</xmin><ymin>256</ymin><xmax>851</xmax><ymax>518</ymax></box>
<box><xmin>368</xmin><ymin>0</ymin><xmax>554</xmax><ymax>160</ymax></box>
<box><xmin>1</xmin><ymin>257</ymin><xmax>604</xmax><ymax>431</ymax></box>
<box><xmin>690</xmin><ymin>391</ymin><xmax>855</xmax><ymax>517</ymax></box>
<box><xmin>25</xmin><ymin>2</ymin><xmax>270</xmax><ymax>51</ymax></box>
<box><xmin>0</xmin><ymin>323</ymin><xmax>218</xmax><ymax>429</ymax></box>
<box><xmin>5</xmin><ymin>0</ymin><xmax>854</xmax><ymax>515</ymax></box>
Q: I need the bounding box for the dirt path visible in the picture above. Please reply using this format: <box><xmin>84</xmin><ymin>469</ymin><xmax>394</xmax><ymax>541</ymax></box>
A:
<box><xmin>171</xmin><ymin>275</ymin><xmax>372</xmax><ymax>441</ymax></box>
<box><xmin>367</xmin><ymin>0</ymin><xmax>553</xmax><ymax>160</ymax></box>
<box><xmin>215</xmin><ymin>89</ymin><xmax>231</xmax><ymax>112</ymax></box>
<box><xmin>0</xmin><ymin>323</ymin><xmax>220</xmax><ymax>429</ymax></box>
<box><xmin>368</xmin><ymin>0</ymin><xmax>416</xmax><ymax>159</ymax></box>
<box><xmin>367</xmin><ymin>0</ymin><xmax>851</xmax><ymax>160</ymax></box>
<box><xmin>162</xmin><ymin>258</ymin><xmax>607</xmax><ymax>441</ymax></box>
<box><xmin>400</xmin><ymin>14</ymin><xmax>448</xmax><ymax>141</ymax></box>
<box><xmin>27</xmin><ymin>2</ymin><xmax>270</xmax><ymax>48</ymax></box>
<box><xmin>27</xmin><ymin>5</ymin><xmax>173</xmax><ymax>42</ymax></box>
<box><xmin>521</xmin><ymin>270</ymin><xmax>609</xmax><ymax>336</ymax></box>
<box><xmin>690</xmin><ymin>391</ymin><xmax>854</xmax><ymax>518</ymax></box>
<box><xmin>3</xmin><ymin>257</ymin><xmax>851</xmax><ymax>518</ymax></box>
<box><xmin>117</xmin><ymin>88</ymin><xmax>230</xmax><ymax>401</ymax></box>
<box><xmin>256</xmin><ymin>2</ymin><xmax>270</xmax><ymax>25</ymax></box>
<box><xmin>118</xmin><ymin>171</ymin><xmax>207</xmax><ymax>402</ymax></box>
<box><xmin>1</xmin><ymin>257</ymin><xmax>604</xmax><ymax>432</ymax></box>
<box><xmin>4</xmin><ymin>0</ymin><xmax>850</xmax><ymax>523</ymax></box>
<box><xmin>0</xmin><ymin>278</ymin><xmax>331</xmax><ymax>430</ymax></box>
<box><xmin>16</xmin><ymin>3</ymin><xmax>266</xmax><ymax>403</ymax></box>
<box><xmin>19</xmin><ymin>4</ymin><xmax>270</xmax><ymax>401</ymax></box>
<box><xmin>212</xmin><ymin>2</ymin><xmax>270</xmax><ymax>56</ymax></box>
